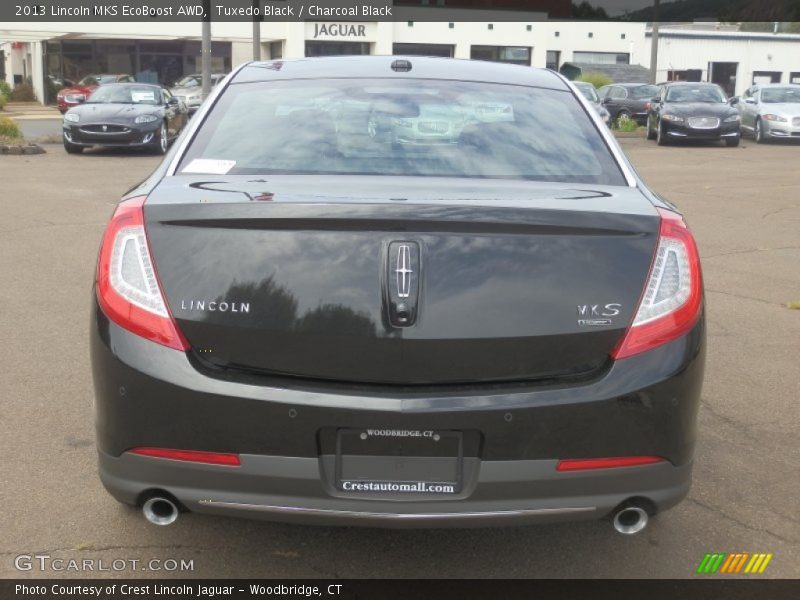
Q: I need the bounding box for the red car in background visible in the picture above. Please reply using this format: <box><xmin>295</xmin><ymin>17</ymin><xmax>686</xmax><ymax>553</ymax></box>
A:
<box><xmin>57</xmin><ymin>74</ymin><xmax>135</xmax><ymax>113</ymax></box>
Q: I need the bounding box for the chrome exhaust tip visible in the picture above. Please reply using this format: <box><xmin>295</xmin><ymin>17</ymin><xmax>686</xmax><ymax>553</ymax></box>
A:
<box><xmin>612</xmin><ymin>506</ymin><xmax>648</xmax><ymax>535</ymax></box>
<box><xmin>142</xmin><ymin>496</ymin><xmax>179</xmax><ymax>526</ymax></box>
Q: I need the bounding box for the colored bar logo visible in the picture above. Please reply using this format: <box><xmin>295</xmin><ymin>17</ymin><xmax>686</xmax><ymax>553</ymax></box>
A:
<box><xmin>696</xmin><ymin>552</ymin><xmax>773</xmax><ymax>574</ymax></box>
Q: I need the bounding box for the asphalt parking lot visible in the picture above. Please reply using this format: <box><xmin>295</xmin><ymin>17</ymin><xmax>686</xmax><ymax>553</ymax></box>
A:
<box><xmin>1</xmin><ymin>137</ymin><xmax>798</xmax><ymax>579</ymax></box>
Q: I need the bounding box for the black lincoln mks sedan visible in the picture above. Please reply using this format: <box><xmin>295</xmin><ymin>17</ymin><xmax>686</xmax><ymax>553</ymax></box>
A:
<box><xmin>647</xmin><ymin>82</ymin><xmax>741</xmax><ymax>146</ymax></box>
<box><xmin>91</xmin><ymin>57</ymin><xmax>705</xmax><ymax>533</ymax></box>
<box><xmin>63</xmin><ymin>83</ymin><xmax>188</xmax><ymax>154</ymax></box>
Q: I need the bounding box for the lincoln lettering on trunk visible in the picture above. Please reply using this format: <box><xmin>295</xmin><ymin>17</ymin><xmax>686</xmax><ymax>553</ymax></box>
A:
<box><xmin>180</xmin><ymin>300</ymin><xmax>250</xmax><ymax>313</ymax></box>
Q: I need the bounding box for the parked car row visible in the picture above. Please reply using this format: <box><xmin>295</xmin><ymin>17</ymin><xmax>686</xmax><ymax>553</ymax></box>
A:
<box><xmin>57</xmin><ymin>72</ymin><xmax>227</xmax><ymax>113</ymax></box>
<box><xmin>60</xmin><ymin>71</ymin><xmax>228</xmax><ymax>154</ymax></box>
<box><xmin>646</xmin><ymin>82</ymin><xmax>800</xmax><ymax>146</ymax></box>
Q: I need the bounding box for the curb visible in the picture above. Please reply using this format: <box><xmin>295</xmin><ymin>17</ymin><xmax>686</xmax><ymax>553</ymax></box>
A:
<box><xmin>0</xmin><ymin>143</ymin><xmax>46</xmax><ymax>155</ymax></box>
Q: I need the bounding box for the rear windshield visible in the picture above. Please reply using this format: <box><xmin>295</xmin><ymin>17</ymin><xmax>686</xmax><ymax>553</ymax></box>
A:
<box><xmin>629</xmin><ymin>85</ymin><xmax>658</xmax><ymax>99</ymax></box>
<box><xmin>179</xmin><ymin>78</ymin><xmax>625</xmax><ymax>185</ymax></box>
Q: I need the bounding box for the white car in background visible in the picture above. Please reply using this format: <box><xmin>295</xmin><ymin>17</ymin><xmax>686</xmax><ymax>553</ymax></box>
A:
<box><xmin>573</xmin><ymin>81</ymin><xmax>612</xmax><ymax>126</ymax></box>
<box><xmin>738</xmin><ymin>83</ymin><xmax>800</xmax><ymax>143</ymax></box>
<box><xmin>169</xmin><ymin>73</ymin><xmax>227</xmax><ymax>114</ymax></box>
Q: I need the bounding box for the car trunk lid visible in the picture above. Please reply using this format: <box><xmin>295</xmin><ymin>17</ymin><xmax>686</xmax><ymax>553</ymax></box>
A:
<box><xmin>144</xmin><ymin>175</ymin><xmax>659</xmax><ymax>385</ymax></box>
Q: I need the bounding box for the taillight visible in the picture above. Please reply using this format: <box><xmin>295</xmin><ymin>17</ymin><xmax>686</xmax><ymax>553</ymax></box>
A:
<box><xmin>612</xmin><ymin>208</ymin><xmax>702</xmax><ymax>360</ymax></box>
<box><xmin>96</xmin><ymin>196</ymin><xmax>188</xmax><ymax>350</ymax></box>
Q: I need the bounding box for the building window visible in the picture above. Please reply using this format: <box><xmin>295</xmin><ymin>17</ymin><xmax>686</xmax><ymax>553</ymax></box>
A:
<box><xmin>449</xmin><ymin>23</ymin><xmax>454</xmax><ymax>29</ymax></box>
<box><xmin>305</xmin><ymin>41</ymin><xmax>370</xmax><ymax>58</ymax></box>
<box><xmin>407</xmin><ymin>21</ymin><xmax>414</xmax><ymax>27</ymax></box>
<box><xmin>488</xmin><ymin>24</ymin><xmax>494</xmax><ymax>30</ymax></box>
<box><xmin>588</xmin><ymin>32</ymin><xmax>593</xmax><ymax>38</ymax></box>
<box><xmin>269</xmin><ymin>41</ymin><xmax>283</xmax><ymax>60</ymax></box>
<box><xmin>393</xmin><ymin>43</ymin><xmax>455</xmax><ymax>58</ymax></box>
<box><xmin>526</xmin><ymin>25</ymin><xmax>532</xmax><ymax>31</ymax></box>
<box><xmin>555</xmin><ymin>31</ymin><xmax>560</xmax><ymax>37</ymax></box>
<box><xmin>668</xmin><ymin>69</ymin><xmax>702</xmax><ymax>82</ymax></box>
<box><xmin>752</xmin><ymin>71</ymin><xmax>782</xmax><ymax>84</ymax></box>
<box><xmin>546</xmin><ymin>50</ymin><xmax>561</xmax><ymax>71</ymax></box>
<box><xmin>621</xmin><ymin>33</ymin><xmax>626</xmax><ymax>39</ymax></box>
<box><xmin>471</xmin><ymin>46</ymin><xmax>531</xmax><ymax>66</ymax></box>
<box><xmin>791</xmin><ymin>72</ymin><xmax>800</xmax><ymax>84</ymax></box>
<box><xmin>572</xmin><ymin>51</ymin><xmax>630</xmax><ymax>65</ymax></box>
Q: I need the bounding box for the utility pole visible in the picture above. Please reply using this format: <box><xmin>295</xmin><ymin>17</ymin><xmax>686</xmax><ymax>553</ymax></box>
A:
<box><xmin>649</xmin><ymin>0</ymin><xmax>660</xmax><ymax>84</ymax></box>
<box><xmin>201</xmin><ymin>0</ymin><xmax>212</xmax><ymax>100</ymax></box>
<box><xmin>253</xmin><ymin>0</ymin><xmax>262</xmax><ymax>60</ymax></box>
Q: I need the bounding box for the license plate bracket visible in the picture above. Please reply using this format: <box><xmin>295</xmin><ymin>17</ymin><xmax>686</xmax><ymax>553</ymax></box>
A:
<box><xmin>334</xmin><ymin>428</ymin><xmax>463</xmax><ymax>495</ymax></box>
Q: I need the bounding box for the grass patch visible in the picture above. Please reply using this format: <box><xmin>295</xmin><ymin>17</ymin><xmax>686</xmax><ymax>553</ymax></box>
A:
<box><xmin>613</xmin><ymin>115</ymin><xmax>642</xmax><ymax>132</ymax></box>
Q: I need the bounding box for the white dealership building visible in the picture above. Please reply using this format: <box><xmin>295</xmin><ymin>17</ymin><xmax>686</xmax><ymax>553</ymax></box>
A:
<box><xmin>2</xmin><ymin>10</ymin><xmax>800</xmax><ymax>104</ymax></box>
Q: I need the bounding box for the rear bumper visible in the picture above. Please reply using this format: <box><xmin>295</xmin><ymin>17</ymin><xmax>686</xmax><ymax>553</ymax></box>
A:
<box><xmin>99</xmin><ymin>450</ymin><xmax>692</xmax><ymax>528</ymax></box>
<box><xmin>91</xmin><ymin>301</ymin><xmax>705</xmax><ymax>527</ymax></box>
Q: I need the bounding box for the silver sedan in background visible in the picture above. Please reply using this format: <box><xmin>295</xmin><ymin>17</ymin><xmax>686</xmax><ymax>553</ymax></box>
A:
<box><xmin>573</xmin><ymin>81</ymin><xmax>612</xmax><ymax>126</ymax></box>
<box><xmin>169</xmin><ymin>73</ymin><xmax>227</xmax><ymax>114</ymax></box>
<box><xmin>738</xmin><ymin>83</ymin><xmax>800</xmax><ymax>143</ymax></box>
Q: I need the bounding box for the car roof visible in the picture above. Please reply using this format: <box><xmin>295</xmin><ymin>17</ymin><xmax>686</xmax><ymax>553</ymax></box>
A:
<box><xmin>753</xmin><ymin>82</ymin><xmax>800</xmax><ymax>87</ymax></box>
<box><xmin>233</xmin><ymin>56</ymin><xmax>569</xmax><ymax>90</ymax></box>
<box><xmin>662</xmin><ymin>81</ymin><xmax>719</xmax><ymax>87</ymax></box>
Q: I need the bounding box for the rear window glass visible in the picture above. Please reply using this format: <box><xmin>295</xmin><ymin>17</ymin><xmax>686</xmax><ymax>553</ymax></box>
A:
<box><xmin>629</xmin><ymin>85</ymin><xmax>658</xmax><ymax>99</ymax></box>
<box><xmin>179</xmin><ymin>78</ymin><xmax>625</xmax><ymax>185</ymax></box>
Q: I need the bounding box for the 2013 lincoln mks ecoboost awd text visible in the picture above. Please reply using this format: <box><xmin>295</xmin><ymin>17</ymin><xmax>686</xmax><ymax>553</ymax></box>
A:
<box><xmin>91</xmin><ymin>57</ymin><xmax>705</xmax><ymax>533</ymax></box>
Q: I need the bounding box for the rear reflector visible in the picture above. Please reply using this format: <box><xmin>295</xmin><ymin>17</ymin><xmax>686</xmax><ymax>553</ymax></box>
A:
<box><xmin>96</xmin><ymin>196</ymin><xmax>188</xmax><ymax>351</ymax></box>
<box><xmin>611</xmin><ymin>208</ymin><xmax>702</xmax><ymax>360</ymax></box>
<box><xmin>556</xmin><ymin>456</ymin><xmax>665</xmax><ymax>472</ymax></box>
<box><xmin>129</xmin><ymin>447</ymin><xmax>241</xmax><ymax>466</ymax></box>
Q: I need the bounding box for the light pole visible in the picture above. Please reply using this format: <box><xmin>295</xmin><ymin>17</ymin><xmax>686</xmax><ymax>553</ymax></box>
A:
<box><xmin>649</xmin><ymin>0</ymin><xmax>660</xmax><ymax>85</ymax></box>
<box><xmin>201</xmin><ymin>0</ymin><xmax>212</xmax><ymax>100</ymax></box>
<box><xmin>253</xmin><ymin>0</ymin><xmax>262</xmax><ymax>61</ymax></box>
